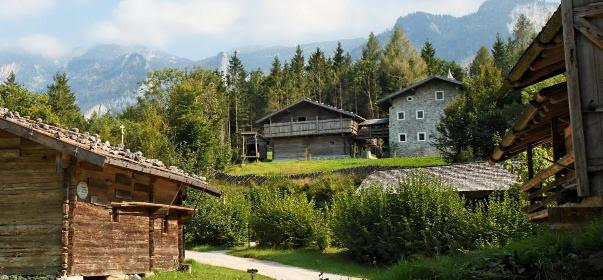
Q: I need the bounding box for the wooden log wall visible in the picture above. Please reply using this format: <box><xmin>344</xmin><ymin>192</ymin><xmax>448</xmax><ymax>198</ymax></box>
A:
<box><xmin>68</xmin><ymin>162</ymin><xmax>184</xmax><ymax>275</ymax></box>
<box><xmin>69</xmin><ymin>201</ymin><xmax>150</xmax><ymax>276</ymax></box>
<box><xmin>272</xmin><ymin>135</ymin><xmax>353</xmax><ymax>160</ymax></box>
<box><xmin>0</xmin><ymin>131</ymin><xmax>63</xmax><ymax>275</ymax></box>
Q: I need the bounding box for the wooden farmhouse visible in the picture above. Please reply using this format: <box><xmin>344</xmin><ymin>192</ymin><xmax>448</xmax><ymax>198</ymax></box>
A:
<box><xmin>490</xmin><ymin>0</ymin><xmax>603</xmax><ymax>223</ymax></box>
<box><xmin>0</xmin><ymin>108</ymin><xmax>221</xmax><ymax>278</ymax></box>
<box><xmin>255</xmin><ymin>99</ymin><xmax>366</xmax><ymax>161</ymax></box>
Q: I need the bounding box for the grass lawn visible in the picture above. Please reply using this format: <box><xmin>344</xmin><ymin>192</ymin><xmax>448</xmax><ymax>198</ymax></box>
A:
<box><xmin>187</xmin><ymin>244</ymin><xmax>247</xmax><ymax>252</ymax></box>
<box><xmin>225</xmin><ymin>156</ymin><xmax>445</xmax><ymax>176</ymax></box>
<box><xmin>229</xmin><ymin>248</ymin><xmax>385</xmax><ymax>279</ymax></box>
<box><xmin>148</xmin><ymin>259</ymin><xmax>273</xmax><ymax>280</ymax></box>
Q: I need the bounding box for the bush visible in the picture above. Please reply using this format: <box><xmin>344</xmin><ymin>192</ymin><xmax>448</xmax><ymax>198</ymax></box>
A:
<box><xmin>250</xmin><ymin>188</ymin><xmax>330</xmax><ymax>249</ymax></box>
<box><xmin>185</xmin><ymin>191</ymin><xmax>250</xmax><ymax>247</ymax></box>
<box><xmin>332</xmin><ymin>172</ymin><xmax>535</xmax><ymax>264</ymax></box>
<box><xmin>299</xmin><ymin>174</ymin><xmax>358</xmax><ymax>209</ymax></box>
<box><xmin>472</xmin><ymin>190</ymin><xmax>537</xmax><ymax>247</ymax></box>
<box><xmin>377</xmin><ymin>216</ymin><xmax>603</xmax><ymax>280</ymax></box>
<box><xmin>332</xmin><ymin>173</ymin><xmax>472</xmax><ymax>264</ymax></box>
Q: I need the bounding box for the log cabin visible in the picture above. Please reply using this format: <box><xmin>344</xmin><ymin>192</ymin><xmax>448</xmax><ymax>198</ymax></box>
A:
<box><xmin>255</xmin><ymin>99</ymin><xmax>366</xmax><ymax>161</ymax></box>
<box><xmin>490</xmin><ymin>0</ymin><xmax>603</xmax><ymax>224</ymax></box>
<box><xmin>0</xmin><ymin>108</ymin><xmax>221</xmax><ymax>278</ymax></box>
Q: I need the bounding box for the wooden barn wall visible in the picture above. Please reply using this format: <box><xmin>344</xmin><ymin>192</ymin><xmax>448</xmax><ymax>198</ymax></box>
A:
<box><xmin>68</xmin><ymin>162</ymin><xmax>183</xmax><ymax>275</ymax></box>
<box><xmin>69</xmin><ymin>201</ymin><xmax>150</xmax><ymax>276</ymax></box>
<box><xmin>270</xmin><ymin>103</ymin><xmax>346</xmax><ymax>123</ymax></box>
<box><xmin>0</xmin><ymin>130</ymin><xmax>63</xmax><ymax>275</ymax></box>
<box><xmin>272</xmin><ymin>135</ymin><xmax>352</xmax><ymax>160</ymax></box>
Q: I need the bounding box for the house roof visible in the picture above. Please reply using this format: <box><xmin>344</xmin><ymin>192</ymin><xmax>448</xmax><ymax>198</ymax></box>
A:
<box><xmin>255</xmin><ymin>98</ymin><xmax>366</xmax><ymax>124</ymax></box>
<box><xmin>361</xmin><ymin>162</ymin><xmax>517</xmax><ymax>193</ymax></box>
<box><xmin>496</xmin><ymin>7</ymin><xmax>563</xmax><ymax>99</ymax></box>
<box><xmin>376</xmin><ymin>75</ymin><xmax>463</xmax><ymax>108</ymax></box>
<box><xmin>0</xmin><ymin>108</ymin><xmax>220</xmax><ymax>197</ymax></box>
<box><xmin>491</xmin><ymin>82</ymin><xmax>569</xmax><ymax>163</ymax></box>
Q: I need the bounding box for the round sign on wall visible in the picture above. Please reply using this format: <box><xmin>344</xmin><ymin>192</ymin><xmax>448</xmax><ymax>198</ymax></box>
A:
<box><xmin>76</xmin><ymin>181</ymin><xmax>89</xmax><ymax>200</ymax></box>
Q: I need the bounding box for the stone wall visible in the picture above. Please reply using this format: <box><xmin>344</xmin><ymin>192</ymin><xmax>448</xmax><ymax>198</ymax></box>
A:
<box><xmin>388</xmin><ymin>79</ymin><xmax>462</xmax><ymax>157</ymax></box>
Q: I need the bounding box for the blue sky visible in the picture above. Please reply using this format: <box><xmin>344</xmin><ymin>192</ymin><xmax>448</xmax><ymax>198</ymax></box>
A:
<box><xmin>1</xmin><ymin>0</ymin><xmax>513</xmax><ymax>60</ymax></box>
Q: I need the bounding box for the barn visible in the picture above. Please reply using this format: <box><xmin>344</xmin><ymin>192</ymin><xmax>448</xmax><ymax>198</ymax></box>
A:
<box><xmin>490</xmin><ymin>0</ymin><xmax>603</xmax><ymax>223</ymax></box>
<box><xmin>256</xmin><ymin>99</ymin><xmax>366</xmax><ymax>161</ymax></box>
<box><xmin>0</xmin><ymin>108</ymin><xmax>220</xmax><ymax>278</ymax></box>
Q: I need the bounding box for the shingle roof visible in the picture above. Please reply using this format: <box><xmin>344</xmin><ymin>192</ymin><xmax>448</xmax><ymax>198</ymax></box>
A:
<box><xmin>0</xmin><ymin>107</ymin><xmax>220</xmax><ymax>196</ymax></box>
<box><xmin>361</xmin><ymin>162</ymin><xmax>517</xmax><ymax>192</ymax></box>
<box><xmin>255</xmin><ymin>98</ymin><xmax>366</xmax><ymax>124</ymax></box>
<box><xmin>376</xmin><ymin>75</ymin><xmax>463</xmax><ymax>109</ymax></box>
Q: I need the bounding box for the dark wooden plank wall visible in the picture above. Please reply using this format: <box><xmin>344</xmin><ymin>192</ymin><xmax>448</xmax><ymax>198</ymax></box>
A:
<box><xmin>0</xmin><ymin>131</ymin><xmax>63</xmax><ymax>275</ymax></box>
<box><xmin>272</xmin><ymin>135</ymin><xmax>352</xmax><ymax>160</ymax></box>
<box><xmin>68</xmin><ymin>158</ymin><xmax>184</xmax><ymax>275</ymax></box>
<box><xmin>269</xmin><ymin>102</ymin><xmax>347</xmax><ymax>123</ymax></box>
<box><xmin>562</xmin><ymin>0</ymin><xmax>603</xmax><ymax>196</ymax></box>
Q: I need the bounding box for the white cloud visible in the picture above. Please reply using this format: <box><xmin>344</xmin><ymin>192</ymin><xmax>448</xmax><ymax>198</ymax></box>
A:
<box><xmin>91</xmin><ymin>0</ymin><xmax>241</xmax><ymax>47</ymax></box>
<box><xmin>90</xmin><ymin>0</ymin><xmax>489</xmax><ymax>47</ymax></box>
<box><xmin>18</xmin><ymin>34</ymin><xmax>67</xmax><ymax>59</ymax></box>
<box><xmin>0</xmin><ymin>0</ymin><xmax>53</xmax><ymax>19</ymax></box>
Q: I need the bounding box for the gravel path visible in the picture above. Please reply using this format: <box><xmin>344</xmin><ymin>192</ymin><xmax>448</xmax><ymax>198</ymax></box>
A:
<box><xmin>185</xmin><ymin>250</ymin><xmax>364</xmax><ymax>280</ymax></box>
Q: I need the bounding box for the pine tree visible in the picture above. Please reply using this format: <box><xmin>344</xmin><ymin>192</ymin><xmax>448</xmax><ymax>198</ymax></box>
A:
<box><xmin>379</xmin><ymin>27</ymin><xmax>427</xmax><ymax>94</ymax></box>
<box><xmin>46</xmin><ymin>72</ymin><xmax>83</xmax><ymax>128</ymax></box>
<box><xmin>290</xmin><ymin>46</ymin><xmax>306</xmax><ymax>99</ymax></box>
<box><xmin>266</xmin><ymin>56</ymin><xmax>284</xmax><ymax>111</ymax></box>
<box><xmin>421</xmin><ymin>40</ymin><xmax>437</xmax><ymax>75</ymax></box>
<box><xmin>353</xmin><ymin>32</ymin><xmax>382</xmax><ymax>118</ymax></box>
<box><xmin>306</xmin><ymin>48</ymin><xmax>330</xmax><ymax>103</ymax></box>
<box><xmin>331</xmin><ymin>42</ymin><xmax>352</xmax><ymax>109</ymax></box>
<box><xmin>491</xmin><ymin>33</ymin><xmax>511</xmax><ymax>74</ymax></box>
<box><xmin>470</xmin><ymin>46</ymin><xmax>494</xmax><ymax>77</ymax></box>
<box><xmin>226</xmin><ymin>51</ymin><xmax>247</xmax><ymax>147</ymax></box>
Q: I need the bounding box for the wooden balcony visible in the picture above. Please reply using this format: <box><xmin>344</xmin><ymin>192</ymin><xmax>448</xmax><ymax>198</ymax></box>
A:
<box><xmin>356</xmin><ymin>127</ymin><xmax>389</xmax><ymax>139</ymax></box>
<box><xmin>262</xmin><ymin>118</ymin><xmax>358</xmax><ymax>138</ymax></box>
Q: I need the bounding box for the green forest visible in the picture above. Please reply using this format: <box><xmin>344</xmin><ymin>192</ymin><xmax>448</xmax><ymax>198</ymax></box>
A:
<box><xmin>0</xmin><ymin>15</ymin><xmax>543</xmax><ymax>175</ymax></box>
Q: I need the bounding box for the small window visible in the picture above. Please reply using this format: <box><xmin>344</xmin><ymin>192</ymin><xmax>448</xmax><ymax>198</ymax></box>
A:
<box><xmin>297</xmin><ymin>116</ymin><xmax>307</xmax><ymax>122</ymax></box>
<box><xmin>115</xmin><ymin>189</ymin><xmax>132</xmax><ymax>200</ymax></box>
<box><xmin>435</xmin><ymin>91</ymin><xmax>444</xmax><ymax>100</ymax></box>
<box><xmin>398</xmin><ymin>133</ymin><xmax>407</xmax><ymax>142</ymax></box>
<box><xmin>330</xmin><ymin>141</ymin><xmax>336</xmax><ymax>145</ymax></box>
<box><xmin>417</xmin><ymin>132</ymin><xmax>427</xmax><ymax>141</ymax></box>
<box><xmin>407</xmin><ymin>96</ymin><xmax>413</xmax><ymax>101</ymax></box>
<box><xmin>397</xmin><ymin>111</ymin><xmax>405</xmax><ymax>120</ymax></box>
<box><xmin>416</xmin><ymin>110</ymin><xmax>424</xmax><ymax>119</ymax></box>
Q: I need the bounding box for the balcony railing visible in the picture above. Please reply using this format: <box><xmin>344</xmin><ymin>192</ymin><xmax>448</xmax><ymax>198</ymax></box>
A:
<box><xmin>262</xmin><ymin>118</ymin><xmax>358</xmax><ymax>138</ymax></box>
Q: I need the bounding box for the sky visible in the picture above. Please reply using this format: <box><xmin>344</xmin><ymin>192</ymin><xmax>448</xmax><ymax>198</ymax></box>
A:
<box><xmin>0</xmin><ymin>0</ymin><xmax>497</xmax><ymax>60</ymax></box>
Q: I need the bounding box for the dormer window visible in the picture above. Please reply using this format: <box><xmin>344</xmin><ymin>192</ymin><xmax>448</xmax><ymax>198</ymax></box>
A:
<box><xmin>435</xmin><ymin>91</ymin><xmax>444</xmax><ymax>100</ymax></box>
<box><xmin>297</xmin><ymin>116</ymin><xmax>307</xmax><ymax>122</ymax></box>
<box><xmin>407</xmin><ymin>96</ymin><xmax>413</xmax><ymax>101</ymax></box>
<box><xmin>397</xmin><ymin>111</ymin><xmax>405</xmax><ymax>120</ymax></box>
<box><xmin>416</xmin><ymin>110</ymin><xmax>424</xmax><ymax>120</ymax></box>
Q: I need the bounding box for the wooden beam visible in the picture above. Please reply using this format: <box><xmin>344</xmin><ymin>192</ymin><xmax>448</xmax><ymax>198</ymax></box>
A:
<box><xmin>562</xmin><ymin>0</ymin><xmax>591</xmax><ymax>197</ymax></box>
<box><xmin>522</xmin><ymin>153</ymin><xmax>575</xmax><ymax>192</ymax></box>
<box><xmin>574</xmin><ymin>16</ymin><xmax>603</xmax><ymax>49</ymax></box>
<box><xmin>527</xmin><ymin>143</ymin><xmax>535</xmax><ymax>180</ymax></box>
<box><xmin>528</xmin><ymin>209</ymin><xmax>549</xmax><ymax>221</ymax></box>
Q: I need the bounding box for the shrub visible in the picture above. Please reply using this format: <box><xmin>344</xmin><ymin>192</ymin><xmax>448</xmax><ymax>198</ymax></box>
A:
<box><xmin>185</xmin><ymin>191</ymin><xmax>250</xmax><ymax>247</ymax></box>
<box><xmin>471</xmin><ymin>190</ymin><xmax>537</xmax><ymax>247</ymax></box>
<box><xmin>250</xmin><ymin>188</ymin><xmax>330</xmax><ymax>249</ymax></box>
<box><xmin>299</xmin><ymin>174</ymin><xmax>358</xmax><ymax>209</ymax></box>
<box><xmin>331</xmin><ymin>172</ymin><xmax>536</xmax><ymax>265</ymax></box>
<box><xmin>332</xmin><ymin>172</ymin><xmax>473</xmax><ymax>264</ymax></box>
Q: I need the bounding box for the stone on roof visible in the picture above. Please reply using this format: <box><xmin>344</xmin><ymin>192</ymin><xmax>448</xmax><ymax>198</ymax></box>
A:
<box><xmin>0</xmin><ymin>107</ymin><xmax>219</xmax><ymax>196</ymax></box>
<box><xmin>361</xmin><ymin>162</ymin><xmax>517</xmax><ymax>193</ymax></box>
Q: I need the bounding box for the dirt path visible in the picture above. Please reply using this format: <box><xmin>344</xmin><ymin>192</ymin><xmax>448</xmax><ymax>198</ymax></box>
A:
<box><xmin>185</xmin><ymin>250</ymin><xmax>364</xmax><ymax>280</ymax></box>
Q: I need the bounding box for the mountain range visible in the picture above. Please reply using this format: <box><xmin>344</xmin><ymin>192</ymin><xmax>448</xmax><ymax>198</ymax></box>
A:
<box><xmin>0</xmin><ymin>0</ymin><xmax>559</xmax><ymax>115</ymax></box>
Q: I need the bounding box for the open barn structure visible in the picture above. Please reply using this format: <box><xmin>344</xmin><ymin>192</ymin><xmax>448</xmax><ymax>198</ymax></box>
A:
<box><xmin>491</xmin><ymin>0</ymin><xmax>603</xmax><ymax>223</ymax></box>
<box><xmin>0</xmin><ymin>108</ymin><xmax>220</xmax><ymax>278</ymax></box>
